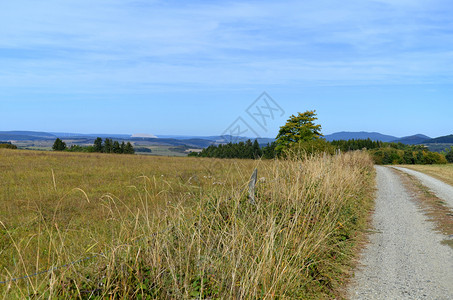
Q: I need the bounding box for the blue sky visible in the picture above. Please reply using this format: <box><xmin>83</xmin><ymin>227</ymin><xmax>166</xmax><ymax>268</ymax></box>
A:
<box><xmin>1</xmin><ymin>0</ymin><xmax>452</xmax><ymax>138</ymax></box>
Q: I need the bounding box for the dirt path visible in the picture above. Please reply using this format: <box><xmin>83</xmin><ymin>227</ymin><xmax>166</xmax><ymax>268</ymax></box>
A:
<box><xmin>393</xmin><ymin>166</ymin><xmax>453</xmax><ymax>209</ymax></box>
<box><xmin>349</xmin><ymin>166</ymin><xmax>453</xmax><ymax>299</ymax></box>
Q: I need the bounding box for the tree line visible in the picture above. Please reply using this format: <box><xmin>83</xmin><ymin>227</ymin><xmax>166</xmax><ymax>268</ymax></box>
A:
<box><xmin>191</xmin><ymin>137</ymin><xmax>451</xmax><ymax>165</ymax></box>
<box><xmin>188</xmin><ymin>111</ymin><xmax>453</xmax><ymax>165</ymax></box>
<box><xmin>189</xmin><ymin>139</ymin><xmax>265</xmax><ymax>159</ymax></box>
<box><xmin>330</xmin><ymin>138</ymin><xmax>427</xmax><ymax>152</ymax></box>
<box><xmin>52</xmin><ymin>138</ymin><xmax>135</xmax><ymax>154</ymax></box>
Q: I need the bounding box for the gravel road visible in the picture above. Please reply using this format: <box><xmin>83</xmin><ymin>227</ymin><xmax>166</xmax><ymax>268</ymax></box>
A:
<box><xmin>349</xmin><ymin>166</ymin><xmax>453</xmax><ymax>299</ymax></box>
<box><xmin>393</xmin><ymin>166</ymin><xmax>453</xmax><ymax>209</ymax></box>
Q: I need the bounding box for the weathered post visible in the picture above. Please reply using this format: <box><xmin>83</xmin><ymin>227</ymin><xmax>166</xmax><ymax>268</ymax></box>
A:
<box><xmin>248</xmin><ymin>168</ymin><xmax>258</xmax><ymax>205</ymax></box>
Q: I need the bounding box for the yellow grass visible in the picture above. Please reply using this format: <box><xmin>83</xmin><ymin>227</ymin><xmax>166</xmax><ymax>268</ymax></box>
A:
<box><xmin>400</xmin><ymin>164</ymin><xmax>453</xmax><ymax>186</ymax></box>
<box><xmin>0</xmin><ymin>149</ymin><xmax>375</xmax><ymax>298</ymax></box>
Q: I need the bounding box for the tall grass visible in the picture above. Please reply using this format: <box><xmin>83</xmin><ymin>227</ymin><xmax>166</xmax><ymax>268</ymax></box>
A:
<box><xmin>0</xmin><ymin>150</ymin><xmax>374</xmax><ymax>299</ymax></box>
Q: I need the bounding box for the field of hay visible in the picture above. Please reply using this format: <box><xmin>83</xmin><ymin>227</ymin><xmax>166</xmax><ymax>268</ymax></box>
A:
<box><xmin>0</xmin><ymin>149</ymin><xmax>374</xmax><ymax>299</ymax></box>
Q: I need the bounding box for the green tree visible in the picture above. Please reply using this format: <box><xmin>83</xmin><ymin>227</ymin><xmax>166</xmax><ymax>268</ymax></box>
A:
<box><xmin>446</xmin><ymin>147</ymin><xmax>453</xmax><ymax>163</ymax></box>
<box><xmin>104</xmin><ymin>138</ymin><xmax>113</xmax><ymax>153</ymax></box>
<box><xmin>113</xmin><ymin>141</ymin><xmax>121</xmax><ymax>153</ymax></box>
<box><xmin>403</xmin><ymin>150</ymin><xmax>415</xmax><ymax>164</ymax></box>
<box><xmin>52</xmin><ymin>138</ymin><xmax>67</xmax><ymax>151</ymax></box>
<box><xmin>94</xmin><ymin>137</ymin><xmax>103</xmax><ymax>152</ymax></box>
<box><xmin>120</xmin><ymin>141</ymin><xmax>126</xmax><ymax>154</ymax></box>
<box><xmin>275</xmin><ymin>110</ymin><xmax>323</xmax><ymax>154</ymax></box>
<box><xmin>262</xmin><ymin>142</ymin><xmax>276</xmax><ymax>159</ymax></box>
<box><xmin>252</xmin><ymin>139</ymin><xmax>262</xmax><ymax>158</ymax></box>
<box><xmin>245</xmin><ymin>139</ymin><xmax>253</xmax><ymax>158</ymax></box>
<box><xmin>124</xmin><ymin>142</ymin><xmax>135</xmax><ymax>154</ymax></box>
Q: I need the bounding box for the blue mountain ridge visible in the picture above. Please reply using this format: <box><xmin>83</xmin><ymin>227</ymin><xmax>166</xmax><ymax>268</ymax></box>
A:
<box><xmin>2</xmin><ymin>130</ymin><xmax>450</xmax><ymax>146</ymax></box>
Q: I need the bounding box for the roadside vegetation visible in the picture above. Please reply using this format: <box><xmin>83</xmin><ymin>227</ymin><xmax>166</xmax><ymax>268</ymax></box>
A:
<box><xmin>0</xmin><ymin>147</ymin><xmax>374</xmax><ymax>298</ymax></box>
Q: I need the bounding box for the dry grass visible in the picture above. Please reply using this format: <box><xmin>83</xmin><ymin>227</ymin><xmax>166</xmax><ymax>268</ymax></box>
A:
<box><xmin>400</xmin><ymin>164</ymin><xmax>453</xmax><ymax>186</ymax></box>
<box><xmin>0</xmin><ymin>149</ymin><xmax>374</xmax><ymax>299</ymax></box>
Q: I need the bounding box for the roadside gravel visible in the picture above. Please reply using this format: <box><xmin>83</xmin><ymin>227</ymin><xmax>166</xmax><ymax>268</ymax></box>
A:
<box><xmin>349</xmin><ymin>166</ymin><xmax>453</xmax><ymax>300</ymax></box>
<box><xmin>393</xmin><ymin>166</ymin><xmax>453</xmax><ymax>209</ymax></box>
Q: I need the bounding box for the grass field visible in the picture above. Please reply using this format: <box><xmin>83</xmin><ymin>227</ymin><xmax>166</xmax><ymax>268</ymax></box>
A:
<box><xmin>0</xmin><ymin>149</ymin><xmax>374</xmax><ymax>298</ymax></box>
<box><xmin>142</xmin><ymin>145</ymin><xmax>189</xmax><ymax>157</ymax></box>
<box><xmin>400</xmin><ymin>164</ymin><xmax>453</xmax><ymax>186</ymax></box>
<box><xmin>13</xmin><ymin>140</ymin><xmax>192</xmax><ymax>157</ymax></box>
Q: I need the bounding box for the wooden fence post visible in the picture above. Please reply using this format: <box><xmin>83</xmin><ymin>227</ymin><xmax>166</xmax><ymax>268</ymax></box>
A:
<box><xmin>248</xmin><ymin>168</ymin><xmax>258</xmax><ymax>205</ymax></box>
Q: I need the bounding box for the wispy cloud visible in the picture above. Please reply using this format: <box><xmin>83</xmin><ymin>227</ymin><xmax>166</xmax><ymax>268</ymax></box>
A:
<box><xmin>0</xmin><ymin>0</ymin><xmax>452</xmax><ymax>94</ymax></box>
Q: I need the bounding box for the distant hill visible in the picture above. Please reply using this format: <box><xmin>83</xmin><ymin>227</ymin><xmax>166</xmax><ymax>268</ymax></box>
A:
<box><xmin>157</xmin><ymin>135</ymin><xmax>275</xmax><ymax>145</ymax></box>
<box><xmin>0</xmin><ymin>131</ymin><xmax>275</xmax><ymax>149</ymax></box>
<box><xmin>391</xmin><ymin>134</ymin><xmax>431</xmax><ymax>145</ymax></box>
<box><xmin>423</xmin><ymin>134</ymin><xmax>453</xmax><ymax>144</ymax></box>
<box><xmin>131</xmin><ymin>136</ymin><xmax>275</xmax><ymax>148</ymax></box>
<box><xmin>50</xmin><ymin>132</ymin><xmax>132</xmax><ymax>139</ymax></box>
<box><xmin>130</xmin><ymin>137</ymin><xmax>215</xmax><ymax>148</ymax></box>
<box><xmin>0</xmin><ymin>131</ymin><xmax>56</xmax><ymax>140</ymax></box>
<box><xmin>324</xmin><ymin>132</ymin><xmax>398</xmax><ymax>142</ymax></box>
<box><xmin>131</xmin><ymin>133</ymin><xmax>157</xmax><ymax>138</ymax></box>
<box><xmin>4</xmin><ymin>130</ymin><xmax>448</xmax><ymax>149</ymax></box>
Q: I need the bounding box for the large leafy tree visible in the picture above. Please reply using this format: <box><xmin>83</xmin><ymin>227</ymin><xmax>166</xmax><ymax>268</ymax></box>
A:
<box><xmin>275</xmin><ymin>110</ymin><xmax>323</xmax><ymax>153</ymax></box>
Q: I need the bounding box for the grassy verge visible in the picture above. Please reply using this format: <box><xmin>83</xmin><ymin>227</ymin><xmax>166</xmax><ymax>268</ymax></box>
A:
<box><xmin>0</xmin><ymin>149</ymin><xmax>374</xmax><ymax>298</ymax></box>
<box><xmin>399</xmin><ymin>164</ymin><xmax>453</xmax><ymax>186</ymax></box>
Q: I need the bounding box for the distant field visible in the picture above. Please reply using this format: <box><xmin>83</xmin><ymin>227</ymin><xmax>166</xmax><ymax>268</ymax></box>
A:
<box><xmin>139</xmin><ymin>145</ymin><xmax>189</xmax><ymax>156</ymax></box>
<box><xmin>12</xmin><ymin>140</ymin><xmax>194</xmax><ymax>157</ymax></box>
<box><xmin>400</xmin><ymin>164</ymin><xmax>453</xmax><ymax>186</ymax></box>
<box><xmin>425</xmin><ymin>143</ymin><xmax>453</xmax><ymax>153</ymax></box>
<box><xmin>0</xmin><ymin>149</ymin><xmax>374</xmax><ymax>298</ymax></box>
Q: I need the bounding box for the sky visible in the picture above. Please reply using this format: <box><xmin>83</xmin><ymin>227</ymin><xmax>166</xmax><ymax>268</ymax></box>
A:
<box><xmin>1</xmin><ymin>0</ymin><xmax>452</xmax><ymax>138</ymax></box>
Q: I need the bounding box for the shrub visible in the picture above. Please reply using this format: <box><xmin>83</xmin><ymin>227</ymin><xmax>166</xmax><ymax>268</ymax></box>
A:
<box><xmin>370</xmin><ymin>148</ymin><xmax>447</xmax><ymax>165</ymax></box>
<box><xmin>0</xmin><ymin>143</ymin><xmax>17</xmax><ymax>149</ymax></box>
<box><xmin>445</xmin><ymin>147</ymin><xmax>453</xmax><ymax>163</ymax></box>
<box><xmin>286</xmin><ymin>139</ymin><xmax>336</xmax><ymax>157</ymax></box>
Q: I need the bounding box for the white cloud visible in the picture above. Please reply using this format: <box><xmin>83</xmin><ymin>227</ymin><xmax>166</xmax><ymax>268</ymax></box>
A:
<box><xmin>0</xmin><ymin>0</ymin><xmax>452</xmax><ymax>93</ymax></box>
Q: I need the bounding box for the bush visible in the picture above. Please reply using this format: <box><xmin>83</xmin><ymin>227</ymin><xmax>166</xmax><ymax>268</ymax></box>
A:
<box><xmin>0</xmin><ymin>143</ymin><xmax>17</xmax><ymax>149</ymax></box>
<box><xmin>370</xmin><ymin>148</ymin><xmax>447</xmax><ymax>165</ymax></box>
<box><xmin>423</xmin><ymin>151</ymin><xmax>447</xmax><ymax>164</ymax></box>
<box><xmin>286</xmin><ymin>139</ymin><xmax>336</xmax><ymax>157</ymax></box>
<box><xmin>66</xmin><ymin>145</ymin><xmax>95</xmax><ymax>153</ymax></box>
<box><xmin>445</xmin><ymin>147</ymin><xmax>453</xmax><ymax>163</ymax></box>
